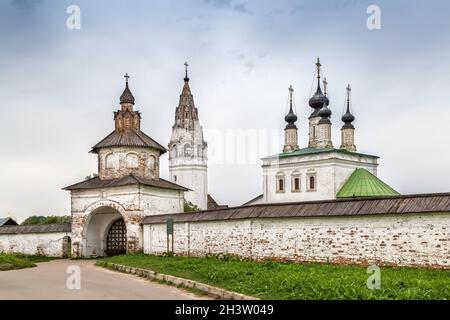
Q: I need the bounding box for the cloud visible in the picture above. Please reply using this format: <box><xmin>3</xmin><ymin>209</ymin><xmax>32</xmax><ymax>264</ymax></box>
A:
<box><xmin>233</xmin><ymin>3</ymin><xmax>252</xmax><ymax>14</ymax></box>
<box><xmin>204</xmin><ymin>0</ymin><xmax>252</xmax><ymax>14</ymax></box>
<box><xmin>204</xmin><ymin>0</ymin><xmax>232</xmax><ymax>7</ymax></box>
<box><xmin>10</xmin><ymin>0</ymin><xmax>40</xmax><ymax>11</ymax></box>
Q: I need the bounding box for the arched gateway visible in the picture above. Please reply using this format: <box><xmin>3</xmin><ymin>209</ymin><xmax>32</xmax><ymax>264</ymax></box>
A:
<box><xmin>64</xmin><ymin>74</ymin><xmax>188</xmax><ymax>258</ymax></box>
<box><xmin>83</xmin><ymin>204</ymin><xmax>128</xmax><ymax>257</ymax></box>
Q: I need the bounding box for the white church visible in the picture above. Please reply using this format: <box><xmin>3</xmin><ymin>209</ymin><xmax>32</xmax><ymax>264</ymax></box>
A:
<box><xmin>1</xmin><ymin>59</ymin><xmax>448</xmax><ymax>269</ymax></box>
<box><xmin>245</xmin><ymin>58</ymin><xmax>398</xmax><ymax>205</ymax></box>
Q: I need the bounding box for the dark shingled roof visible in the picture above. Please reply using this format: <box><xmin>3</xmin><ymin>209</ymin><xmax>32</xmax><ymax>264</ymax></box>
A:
<box><xmin>0</xmin><ymin>223</ymin><xmax>71</xmax><ymax>234</ymax></box>
<box><xmin>0</xmin><ymin>217</ymin><xmax>18</xmax><ymax>226</ymax></box>
<box><xmin>91</xmin><ymin>130</ymin><xmax>167</xmax><ymax>154</ymax></box>
<box><xmin>63</xmin><ymin>174</ymin><xmax>189</xmax><ymax>191</ymax></box>
<box><xmin>142</xmin><ymin>192</ymin><xmax>450</xmax><ymax>224</ymax></box>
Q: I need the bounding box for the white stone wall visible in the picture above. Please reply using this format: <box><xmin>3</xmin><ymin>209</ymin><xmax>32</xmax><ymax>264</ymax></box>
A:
<box><xmin>0</xmin><ymin>232</ymin><xmax>71</xmax><ymax>257</ymax></box>
<box><xmin>98</xmin><ymin>146</ymin><xmax>160</xmax><ymax>180</ymax></box>
<box><xmin>143</xmin><ymin>213</ymin><xmax>450</xmax><ymax>268</ymax></box>
<box><xmin>262</xmin><ymin>151</ymin><xmax>378</xmax><ymax>203</ymax></box>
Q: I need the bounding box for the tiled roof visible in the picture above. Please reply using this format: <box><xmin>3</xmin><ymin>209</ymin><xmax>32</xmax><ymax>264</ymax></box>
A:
<box><xmin>0</xmin><ymin>223</ymin><xmax>71</xmax><ymax>234</ymax></box>
<box><xmin>142</xmin><ymin>193</ymin><xmax>450</xmax><ymax>224</ymax></box>
<box><xmin>337</xmin><ymin>168</ymin><xmax>400</xmax><ymax>198</ymax></box>
<box><xmin>64</xmin><ymin>174</ymin><xmax>189</xmax><ymax>191</ymax></box>
<box><xmin>91</xmin><ymin>130</ymin><xmax>167</xmax><ymax>154</ymax></box>
<box><xmin>262</xmin><ymin>147</ymin><xmax>379</xmax><ymax>160</ymax></box>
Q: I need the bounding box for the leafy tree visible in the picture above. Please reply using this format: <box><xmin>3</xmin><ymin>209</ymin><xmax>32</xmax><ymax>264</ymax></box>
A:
<box><xmin>184</xmin><ymin>201</ymin><xmax>200</xmax><ymax>213</ymax></box>
<box><xmin>21</xmin><ymin>215</ymin><xmax>71</xmax><ymax>225</ymax></box>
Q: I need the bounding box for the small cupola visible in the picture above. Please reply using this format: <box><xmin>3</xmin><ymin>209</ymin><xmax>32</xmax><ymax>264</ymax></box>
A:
<box><xmin>120</xmin><ymin>73</ymin><xmax>135</xmax><ymax>105</ymax></box>
<box><xmin>318</xmin><ymin>78</ymin><xmax>332</xmax><ymax>124</ymax></box>
<box><xmin>285</xmin><ymin>85</ymin><xmax>298</xmax><ymax>126</ymax></box>
<box><xmin>341</xmin><ymin>84</ymin><xmax>355</xmax><ymax>129</ymax></box>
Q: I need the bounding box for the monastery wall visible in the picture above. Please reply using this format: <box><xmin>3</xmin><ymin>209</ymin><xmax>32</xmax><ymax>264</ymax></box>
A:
<box><xmin>0</xmin><ymin>230</ymin><xmax>71</xmax><ymax>257</ymax></box>
<box><xmin>143</xmin><ymin>212</ymin><xmax>449</xmax><ymax>268</ymax></box>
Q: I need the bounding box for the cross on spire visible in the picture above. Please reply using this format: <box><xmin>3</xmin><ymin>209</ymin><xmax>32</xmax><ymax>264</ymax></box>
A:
<box><xmin>289</xmin><ymin>85</ymin><xmax>294</xmax><ymax>106</ymax></box>
<box><xmin>124</xmin><ymin>73</ymin><xmax>130</xmax><ymax>84</ymax></box>
<box><xmin>346</xmin><ymin>84</ymin><xmax>351</xmax><ymax>101</ymax></box>
<box><xmin>316</xmin><ymin>57</ymin><xmax>322</xmax><ymax>79</ymax></box>
<box><xmin>323</xmin><ymin>77</ymin><xmax>328</xmax><ymax>96</ymax></box>
<box><xmin>184</xmin><ymin>61</ymin><xmax>189</xmax><ymax>81</ymax></box>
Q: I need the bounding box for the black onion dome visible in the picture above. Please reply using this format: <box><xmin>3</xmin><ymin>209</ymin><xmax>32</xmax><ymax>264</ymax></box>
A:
<box><xmin>318</xmin><ymin>103</ymin><xmax>332</xmax><ymax>118</ymax></box>
<box><xmin>120</xmin><ymin>81</ymin><xmax>135</xmax><ymax>105</ymax></box>
<box><xmin>342</xmin><ymin>111</ymin><xmax>355</xmax><ymax>123</ymax></box>
<box><xmin>309</xmin><ymin>86</ymin><xmax>329</xmax><ymax>110</ymax></box>
<box><xmin>342</xmin><ymin>84</ymin><xmax>355</xmax><ymax>128</ymax></box>
<box><xmin>285</xmin><ymin>109</ymin><xmax>297</xmax><ymax>123</ymax></box>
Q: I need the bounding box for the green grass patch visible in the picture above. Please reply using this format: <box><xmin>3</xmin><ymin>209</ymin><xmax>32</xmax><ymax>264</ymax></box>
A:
<box><xmin>99</xmin><ymin>253</ymin><xmax>450</xmax><ymax>300</ymax></box>
<box><xmin>0</xmin><ymin>253</ymin><xmax>56</xmax><ymax>271</ymax></box>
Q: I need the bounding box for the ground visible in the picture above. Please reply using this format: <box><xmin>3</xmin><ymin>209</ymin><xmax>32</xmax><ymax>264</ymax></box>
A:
<box><xmin>0</xmin><ymin>259</ymin><xmax>204</xmax><ymax>300</ymax></box>
<box><xmin>100</xmin><ymin>254</ymin><xmax>450</xmax><ymax>300</ymax></box>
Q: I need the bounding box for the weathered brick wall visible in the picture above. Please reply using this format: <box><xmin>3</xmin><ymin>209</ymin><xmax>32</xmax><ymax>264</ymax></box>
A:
<box><xmin>143</xmin><ymin>213</ymin><xmax>449</xmax><ymax>268</ymax></box>
<box><xmin>0</xmin><ymin>232</ymin><xmax>71</xmax><ymax>257</ymax></box>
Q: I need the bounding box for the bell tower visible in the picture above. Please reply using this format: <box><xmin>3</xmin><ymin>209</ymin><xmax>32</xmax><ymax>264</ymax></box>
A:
<box><xmin>168</xmin><ymin>63</ymin><xmax>208</xmax><ymax>210</ymax></box>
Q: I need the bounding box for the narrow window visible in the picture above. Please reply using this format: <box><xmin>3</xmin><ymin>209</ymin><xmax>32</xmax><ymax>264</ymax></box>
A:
<box><xmin>279</xmin><ymin>179</ymin><xmax>284</xmax><ymax>191</ymax></box>
<box><xmin>294</xmin><ymin>178</ymin><xmax>300</xmax><ymax>191</ymax></box>
<box><xmin>173</xmin><ymin>175</ymin><xmax>177</xmax><ymax>182</ymax></box>
<box><xmin>309</xmin><ymin>176</ymin><xmax>315</xmax><ymax>190</ymax></box>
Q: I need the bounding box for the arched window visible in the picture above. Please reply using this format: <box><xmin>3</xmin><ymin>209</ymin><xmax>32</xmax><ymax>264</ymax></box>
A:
<box><xmin>148</xmin><ymin>155</ymin><xmax>156</xmax><ymax>171</ymax></box>
<box><xmin>184</xmin><ymin>143</ymin><xmax>192</xmax><ymax>157</ymax></box>
<box><xmin>171</xmin><ymin>144</ymin><xmax>178</xmax><ymax>158</ymax></box>
<box><xmin>126</xmin><ymin>153</ymin><xmax>139</xmax><ymax>168</ymax></box>
<box><xmin>307</xmin><ymin>174</ymin><xmax>317</xmax><ymax>191</ymax></box>
<box><xmin>291</xmin><ymin>171</ymin><xmax>301</xmax><ymax>192</ymax></box>
<box><xmin>276</xmin><ymin>172</ymin><xmax>285</xmax><ymax>193</ymax></box>
<box><xmin>105</xmin><ymin>153</ymin><xmax>117</xmax><ymax>169</ymax></box>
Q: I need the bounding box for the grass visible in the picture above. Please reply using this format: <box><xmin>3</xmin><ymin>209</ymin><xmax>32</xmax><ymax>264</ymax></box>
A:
<box><xmin>0</xmin><ymin>253</ymin><xmax>56</xmax><ymax>271</ymax></box>
<box><xmin>99</xmin><ymin>253</ymin><xmax>450</xmax><ymax>300</ymax></box>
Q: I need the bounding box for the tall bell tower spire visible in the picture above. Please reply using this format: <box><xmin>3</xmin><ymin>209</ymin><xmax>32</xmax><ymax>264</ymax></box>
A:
<box><xmin>168</xmin><ymin>62</ymin><xmax>208</xmax><ymax>210</ymax></box>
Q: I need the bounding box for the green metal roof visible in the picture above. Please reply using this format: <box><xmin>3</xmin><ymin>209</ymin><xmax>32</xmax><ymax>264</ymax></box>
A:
<box><xmin>337</xmin><ymin>168</ymin><xmax>400</xmax><ymax>198</ymax></box>
<box><xmin>262</xmin><ymin>147</ymin><xmax>379</xmax><ymax>160</ymax></box>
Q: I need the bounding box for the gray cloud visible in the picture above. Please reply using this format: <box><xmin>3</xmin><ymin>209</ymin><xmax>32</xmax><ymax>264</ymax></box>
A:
<box><xmin>204</xmin><ymin>0</ymin><xmax>252</xmax><ymax>14</ymax></box>
<box><xmin>233</xmin><ymin>3</ymin><xmax>252</xmax><ymax>14</ymax></box>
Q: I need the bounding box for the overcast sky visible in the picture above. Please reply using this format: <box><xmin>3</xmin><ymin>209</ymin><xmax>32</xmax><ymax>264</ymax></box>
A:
<box><xmin>1</xmin><ymin>0</ymin><xmax>450</xmax><ymax>222</ymax></box>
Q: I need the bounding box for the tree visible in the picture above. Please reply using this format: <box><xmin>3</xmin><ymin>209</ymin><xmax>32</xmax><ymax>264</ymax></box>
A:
<box><xmin>21</xmin><ymin>215</ymin><xmax>71</xmax><ymax>225</ymax></box>
<box><xmin>184</xmin><ymin>201</ymin><xmax>200</xmax><ymax>213</ymax></box>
